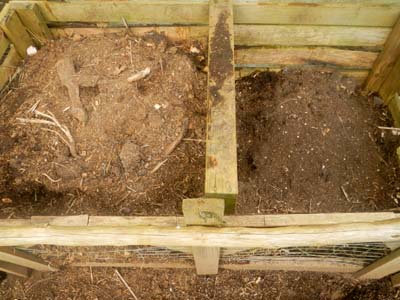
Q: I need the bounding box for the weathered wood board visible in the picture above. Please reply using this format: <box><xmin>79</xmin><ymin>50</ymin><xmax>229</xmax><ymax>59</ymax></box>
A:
<box><xmin>205</xmin><ymin>0</ymin><xmax>238</xmax><ymax>211</ymax></box>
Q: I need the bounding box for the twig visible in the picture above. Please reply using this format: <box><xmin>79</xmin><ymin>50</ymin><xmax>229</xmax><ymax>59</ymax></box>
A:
<box><xmin>164</xmin><ymin>118</ymin><xmax>189</xmax><ymax>156</ymax></box>
<box><xmin>378</xmin><ymin>126</ymin><xmax>400</xmax><ymax>133</ymax></box>
<box><xmin>183</xmin><ymin>138</ymin><xmax>205</xmax><ymax>142</ymax></box>
<box><xmin>42</xmin><ymin>173</ymin><xmax>61</xmax><ymax>183</ymax></box>
<box><xmin>150</xmin><ymin>158</ymin><xmax>168</xmax><ymax>174</ymax></box>
<box><xmin>340</xmin><ymin>186</ymin><xmax>351</xmax><ymax>203</ymax></box>
<box><xmin>115</xmin><ymin>269</ymin><xmax>139</xmax><ymax>300</ymax></box>
<box><xmin>129</xmin><ymin>40</ymin><xmax>133</xmax><ymax>66</ymax></box>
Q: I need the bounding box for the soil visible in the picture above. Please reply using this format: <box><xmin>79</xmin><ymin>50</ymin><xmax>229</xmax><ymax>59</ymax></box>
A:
<box><xmin>236</xmin><ymin>70</ymin><xmax>400</xmax><ymax>214</ymax></box>
<box><xmin>1</xmin><ymin>268</ymin><xmax>399</xmax><ymax>300</ymax></box>
<box><xmin>0</xmin><ymin>32</ymin><xmax>207</xmax><ymax>217</ymax></box>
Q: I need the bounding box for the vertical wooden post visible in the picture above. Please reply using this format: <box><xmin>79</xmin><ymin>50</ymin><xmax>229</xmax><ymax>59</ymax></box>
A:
<box><xmin>354</xmin><ymin>247</ymin><xmax>400</xmax><ymax>280</ymax></box>
<box><xmin>392</xmin><ymin>272</ymin><xmax>400</xmax><ymax>288</ymax></box>
<box><xmin>204</xmin><ymin>0</ymin><xmax>238</xmax><ymax>213</ymax></box>
<box><xmin>365</xmin><ymin>16</ymin><xmax>400</xmax><ymax>96</ymax></box>
<box><xmin>0</xmin><ymin>5</ymin><xmax>33</xmax><ymax>58</ymax></box>
<box><xmin>14</xmin><ymin>3</ymin><xmax>52</xmax><ymax>45</ymax></box>
<box><xmin>182</xmin><ymin>198</ymin><xmax>224</xmax><ymax>275</ymax></box>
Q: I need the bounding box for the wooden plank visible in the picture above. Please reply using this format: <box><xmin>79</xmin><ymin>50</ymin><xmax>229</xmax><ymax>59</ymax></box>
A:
<box><xmin>50</xmin><ymin>26</ymin><xmax>208</xmax><ymax>43</ymax></box>
<box><xmin>182</xmin><ymin>198</ymin><xmax>225</xmax><ymax>226</ymax></box>
<box><xmin>365</xmin><ymin>17</ymin><xmax>400</xmax><ymax>94</ymax></box>
<box><xmin>236</xmin><ymin>47</ymin><xmax>378</xmax><ymax>70</ymax></box>
<box><xmin>388</xmin><ymin>93</ymin><xmax>400</xmax><ymax>128</ymax></box>
<box><xmin>0</xmin><ymin>261</ymin><xmax>29</xmax><ymax>278</ymax></box>
<box><xmin>0</xmin><ymin>212</ymin><xmax>397</xmax><ymax>228</ymax></box>
<box><xmin>380</xmin><ymin>56</ymin><xmax>400</xmax><ymax>102</ymax></box>
<box><xmin>0</xmin><ymin>35</ymin><xmax>10</xmax><ymax>60</ymax></box>
<box><xmin>234</xmin><ymin>4</ymin><xmax>400</xmax><ymax>27</ymax></box>
<box><xmin>0</xmin><ymin>247</ymin><xmax>57</xmax><ymax>271</ymax></box>
<box><xmin>10</xmin><ymin>1</ymin><xmax>400</xmax><ymax>27</ymax></box>
<box><xmin>0</xmin><ymin>45</ymin><xmax>22</xmax><ymax>90</ymax></box>
<box><xmin>235</xmin><ymin>68</ymin><xmax>369</xmax><ymax>85</ymax></box>
<box><xmin>0</xmin><ymin>5</ymin><xmax>33</xmax><ymax>58</ymax></box>
<box><xmin>392</xmin><ymin>272</ymin><xmax>400</xmax><ymax>288</ymax></box>
<box><xmin>1</xmin><ymin>219</ymin><xmax>400</xmax><ymax>248</ymax></box>
<box><xmin>354</xmin><ymin>247</ymin><xmax>400</xmax><ymax>280</ymax></box>
<box><xmin>192</xmin><ymin>247</ymin><xmax>220</xmax><ymax>275</ymax></box>
<box><xmin>14</xmin><ymin>2</ymin><xmax>52</xmax><ymax>44</ymax></box>
<box><xmin>235</xmin><ymin>25</ymin><xmax>390</xmax><ymax>47</ymax></box>
<box><xmin>205</xmin><ymin>0</ymin><xmax>238</xmax><ymax>211</ymax></box>
<box><xmin>183</xmin><ymin>198</ymin><xmax>224</xmax><ymax>274</ymax></box>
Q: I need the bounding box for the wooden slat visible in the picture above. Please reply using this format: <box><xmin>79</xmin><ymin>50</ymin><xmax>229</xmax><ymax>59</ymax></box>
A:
<box><xmin>0</xmin><ymin>219</ymin><xmax>400</xmax><ymax>248</ymax></box>
<box><xmin>235</xmin><ymin>68</ymin><xmax>369</xmax><ymax>85</ymax></box>
<box><xmin>1</xmin><ymin>212</ymin><xmax>397</xmax><ymax>228</ymax></box>
<box><xmin>365</xmin><ymin>17</ymin><xmax>400</xmax><ymax>94</ymax></box>
<box><xmin>388</xmin><ymin>93</ymin><xmax>400</xmax><ymax>128</ymax></box>
<box><xmin>0</xmin><ymin>261</ymin><xmax>29</xmax><ymax>278</ymax></box>
<box><xmin>0</xmin><ymin>5</ymin><xmax>33</xmax><ymax>58</ymax></box>
<box><xmin>235</xmin><ymin>25</ymin><xmax>390</xmax><ymax>47</ymax></box>
<box><xmin>380</xmin><ymin>55</ymin><xmax>400</xmax><ymax>102</ymax></box>
<box><xmin>9</xmin><ymin>1</ymin><xmax>400</xmax><ymax>27</ymax></box>
<box><xmin>205</xmin><ymin>0</ymin><xmax>238</xmax><ymax>211</ymax></box>
<box><xmin>0</xmin><ymin>35</ymin><xmax>10</xmax><ymax>60</ymax></box>
<box><xmin>0</xmin><ymin>45</ymin><xmax>22</xmax><ymax>90</ymax></box>
<box><xmin>392</xmin><ymin>272</ymin><xmax>400</xmax><ymax>288</ymax></box>
<box><xmin>14</xmin><ymin>2</ymin><xmax>52</xmax><ymax>44</ymax></box>
<box><xmin>192</xmin><ymin>247</ymin><xmax>220</xmax><ymax>275</ymax></box>
<box><xmin>236</xmin><ymin>47</ymin><xmax>378</xmax><ymax>70</ymax></box>
<box><xmin>0</xmin><ymin>247</ymin><xmax>57</xmax><ymax>272</ymax></box>
<box><xmin>355</xmin><ymin>247</ymin><xmax>400</xmax><ymax>280</ymax></box>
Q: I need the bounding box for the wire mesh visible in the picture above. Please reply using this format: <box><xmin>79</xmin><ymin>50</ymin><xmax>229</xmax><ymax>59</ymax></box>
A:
<box><xmin>17</xmin><ymin>241</ymin><xmax>393</xmax><ymax>268</ymax></box>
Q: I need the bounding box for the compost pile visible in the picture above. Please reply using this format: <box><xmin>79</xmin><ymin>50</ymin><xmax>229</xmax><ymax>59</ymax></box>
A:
<box><xmin>236</xmin><ymin>70</ymin><xmax>400</xmax><ymax>214</ymax></box>
<box><xmin>0</xmin><ymin>32</ymin><xmax>207</xmax><ymax>217</ymax></box>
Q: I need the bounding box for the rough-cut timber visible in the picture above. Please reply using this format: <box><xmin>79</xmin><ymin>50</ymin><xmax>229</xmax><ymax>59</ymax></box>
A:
<box><xmin>366</xmin><ymin>17</ymin><xmax>400</xmax><ymax>95</ymax></box>
<box><xmin>14</xmin><ymin>2</ymin><xmax>52</xmax><ymax>44</ymax></box>
<box><xmin>0</xmin><ymin>212</ymin><xmax>398</xmax><ymax>227</ymax></box>
<box><xmin>183</xmin><ymin>198</ymin><xmax>225</xmax><ymax>275</ymax></box>
<box><xmin>380</xmin><ymin>54</ymin><xmax>400</xmax><ymax>102</ymax></box>
<box><xmin>392</xmin><ymin>272</ymin><xmax>400</xmax><ymax>288</ymax></box>
<box><xmin>354</xmin><ymin>247</ymin><xmax>400</xmax><ymax>280</ymax></box>
<box><xmin>205</xmin><ymin>0</ymin><xmax>238</xmax><ymax>212</ymax></box>
<box><xmin>0</xmin><ymin>5</ymin><xmax>32</xmax><ymax>58</ymax></box>
<box><xmin>0</xmin><ymin>247</ymin><xmax>57</xmax><ymax>272</ymax></box>
<box><xmin>235</xmin><ymin>25</ymin><xmax>390</xmax><ymax>47</ymax></box>
<box><xmin>0</xmin><ymin>261</ymin><xmax>29</xmax><ymax>278</ymax></box>
<box><xmin>388</xmin><ymin>93</ymin><xmax>400</xmax><ymax>128</ymax></box>
<box><xmin>1</xmin><ymin>219</ymin><xmax>400</xmax><ymax>248</ymax></box>
<box><xmin>0</xmin><ymin>45</ymin><xmax>22</xmax><ymax>90</ymax></box>
<box><xmin>8</xmin><ymin>1</ymin><xmax>400</xmax><ymax>27</ymax></box>
<box><xmin>235</xmin><ymin>47</ymin><xmax>378</xmax><ymax>70</ymax></box>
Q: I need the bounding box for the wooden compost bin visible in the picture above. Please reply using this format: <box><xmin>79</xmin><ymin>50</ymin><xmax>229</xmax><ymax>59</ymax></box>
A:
<box><xmin>0</xmin><ymin>0</ymin><xmax>399</xmax><ymax>282</ymax></box>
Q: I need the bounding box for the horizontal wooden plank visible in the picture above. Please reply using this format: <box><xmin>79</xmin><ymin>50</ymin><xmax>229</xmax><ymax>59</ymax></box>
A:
<box><xmin>235</xmin><ymin>25</ymin><xmax>390</xmax><ymax>47</ymax></box>
<box><xmin>0</xmin><ymin>218</ymin><xmax>400</xmax><ymax>248</ymax></box>
<box><xmin>0</xmin><ymin>45</ymin><xmax>22</xmax><ymax>90</ymax></box>
<box><xmin>236</xmin><ymin>47</ymin><xmax>378</xmax><ymax>70</ymax></box>
<box><xmin>0</xmin><ymin>261</ymin><xmax>29</xmax><ymax>277</ymax></box>
<box><xmin>10</xmin><ymin>1</ymin><xmax>400</xmax><ymax>27</ymax></box>
<box><xmin>0</xmin><ymin>247</ymin><xmax>57</xmax><ymax>271</ymax></box>
<box><xmin>0</xmin><ymin>212</ymin><xmax>397</xmax><ymax>227</ymax></box>
<box><xmin>355</xmin><ymin>247</ymin><xmax>400</xmax><ymax>280</ymax></box>
<box><xmin>235</xmin><ymin>68</ymin><xmax>369</xmax><ymax>85</ymax></box>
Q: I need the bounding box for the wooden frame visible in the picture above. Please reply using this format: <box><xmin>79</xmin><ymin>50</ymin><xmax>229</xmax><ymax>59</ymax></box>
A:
<box><xmin>0</xmin><ymin>0</ymin><xmax>399</xmax><ymax>277</ymax></box>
